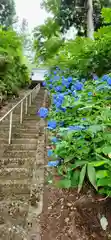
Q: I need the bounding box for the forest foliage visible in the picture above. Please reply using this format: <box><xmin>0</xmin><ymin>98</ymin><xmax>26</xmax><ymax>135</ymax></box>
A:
<box><xmin>0</xmin><ymin>0</ymin><xmax>30</xmax><ymax>103</ymax></box>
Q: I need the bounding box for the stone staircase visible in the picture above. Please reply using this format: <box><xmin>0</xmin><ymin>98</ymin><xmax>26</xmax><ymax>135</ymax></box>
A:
<box><xmin>0</xmin><ymin>88</ymin><xmax>45</xmax><ymax>239</ymax></box>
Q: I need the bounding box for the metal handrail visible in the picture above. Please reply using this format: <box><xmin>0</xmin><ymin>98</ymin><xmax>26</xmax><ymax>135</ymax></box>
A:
<box><xmin>0</xmin><ymin>84</ymin><xmax>40</xmax><ymax>144</ymax></box>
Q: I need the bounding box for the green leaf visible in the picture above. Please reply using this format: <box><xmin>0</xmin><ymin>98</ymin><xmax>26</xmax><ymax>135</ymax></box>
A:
<box><xmin>56</xmin><ymin>178</ymin><xmax>71</xmax><ymax>188</ymax></box>
<box><xmin>96</xmin><ymin>170</ymin><xmax>108</xmax><ymax>179</ymax></box>
<box><xmin>64</xmin><ymin>155</ymin><xmax>74</xmax><ymax>163</ymax></box>
<box><xmin>78</xmin><ymin>164</ymin><xmax>87</xmax><ymax>193</ymax></box>
<box><xmin>68</xmin><ymin>161</ymin><xmax>88</xmax><ymax>171</ymax></box>
<box><xmin>87</xmin><ymin>164</ymin><xmax>97</xmax><ymax>190</ymax></box>
<box><xmin>89</xmin><ymin>160</ymin><xmax>108</xmax><ymax>167</ymax></box>
<box><xmin>71</xmin><ymin>170</ymin><xmax>80</xmax><ymax>187</ymax></box>
<box><xmin>97</xmin><ymin>178</ymin><xmax>111</xmax><ymax>187</ymax></box>
<box><xmin>88</xmin><ymin>125</ymin><xmax>102</xmax><ymax>133</ymax></box>
<box><xmin>102</xmin><ymin>146</ymin><xmax>111</xmax><ymax>155</ymax></box>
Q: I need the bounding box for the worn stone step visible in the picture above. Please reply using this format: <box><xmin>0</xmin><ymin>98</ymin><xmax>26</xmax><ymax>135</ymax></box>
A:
<box><xmin>0</xmin><ymin>157</ymin><xmax>35</xmax><ymax>168</ymax></box>
<box><xmin>3</xmin><ymin>150</ymin><xmax>36</xmax><ymax>158</ymax></box>
<box><xmin>0</xmin><ymin>124</ymin><xmax>38</xmax><ymax>131</ymax></box>
<box><xmin>6</xmin><ymin>143</ymin><xmax>37</xmax><ymax>151</ymax></box>
<box><xmin>0</xmin><ymin>138</ymin><xmax>37</xmax><ymax>145</ymax></box>
<box><xmin>12</xmin><ymin>132</ymin><xmax>38</xmax><ymax>139</ymax></box>
<box><xmin>0</xmin><ymin>179</ymin><xmax>30</xmax><ymax>196</ymax></box>
<box><xmin>0</xmin><ymin>200</ymin><xmax>29</xmax><ymax>226</ymax></box>
<box><xmin>0</xmin><ymin>168</ymin><xmax>31</xmax><ymax>180</ymax></box>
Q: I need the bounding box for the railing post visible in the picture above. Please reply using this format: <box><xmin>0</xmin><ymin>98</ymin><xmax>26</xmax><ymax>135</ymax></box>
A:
<box><xmin>29</xmin><ymin>93</ymin><xmax>32</xmax><ymax>106</ymax></box>
<box><xmin>20</xmin><ymin>101</ymin><xmax>23</xmax><ymax>124</ymax></box>
<box><xmin>9</xmin><ymin>111</ymin><xmax>13</xmax><ymax>144</ymax></box>
<box><xmin>25</xmin><ymin>97</ymin><xmax>28</xmax><ymax>114</ymax></box>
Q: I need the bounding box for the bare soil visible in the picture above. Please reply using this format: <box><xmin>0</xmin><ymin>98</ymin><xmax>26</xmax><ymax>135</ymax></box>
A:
<box><xmin>40</xmin><ymin>129</ymin><xmax>111</xmax><ymax>240</ymax></box>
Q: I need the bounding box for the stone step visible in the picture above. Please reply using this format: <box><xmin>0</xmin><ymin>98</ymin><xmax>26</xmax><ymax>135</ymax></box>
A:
<box><xmin>0</xmin><ymin>123</ymin><xmax>38</xmax><ymax>130</ymax></box>
<box><xmin>0</xmin><ymin>157</ymin><xmax>35</xmax><ymax>168</ymax></box>
<box><xmin>0</xmin><ymin>179</ymin><xmax>30</xmax><ymax>196</ymax></box>
<box><xmin>3</xmin><ymin>150</ymin><xmax>36</xmax><ymax>158</ymax></box>
<box><xmin>12</xmin><ymin>132</ymin><xmax>38</xmax><ymax>139</ymax></box>
<box><xmin>0</xmin><ymin>131</ymin><xmax>38</xmax><ymax>140</ymax></box>
<box><xmin>0</xmin><ymin>138</ymin><xmax>37</xmax><ymax>145</ymax></box>
<box><xmin>2</xmin><ymin>119</ymin><xmax>38</xmax><ymax>125</ymax></box>
<box><xmin>0</xmin><ymin>200</ymin><xmax>29</xmax><ymax>226</ymax></box>
<box><xmin>0</xmin><ymin>168</ymin><xmax>31</xmax><ymax>180</ymax></box>
<box><xmin>6</xmin><ymin>143</ymin><xmax>37</xmax><ymax>151</ymax></box>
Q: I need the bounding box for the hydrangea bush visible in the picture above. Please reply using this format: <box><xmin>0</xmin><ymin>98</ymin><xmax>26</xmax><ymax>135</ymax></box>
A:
<box><xmin>38</xmin><ymin>68</ymin><xmax>111</xmax><ymax>196</ymax></box>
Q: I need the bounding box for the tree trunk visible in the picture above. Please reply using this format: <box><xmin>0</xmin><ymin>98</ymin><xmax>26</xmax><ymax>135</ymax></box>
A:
<box><xmin>87</xmin><ymin>0</ymin><xmax>94</xmax><ymax>40</ymax></box>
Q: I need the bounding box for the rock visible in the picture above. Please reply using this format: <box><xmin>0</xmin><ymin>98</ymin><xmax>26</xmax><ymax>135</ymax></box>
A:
<box><xmin>67</xmin><ymin>202</ymin><xmax>72</xmax><ymax>207</ymax></box>
<box><xmin>48</xmin><ymin>206</ymin><xmax>52</xmax><ymax>210</ymax></box>
<box><xmin>65</xmin><ymin>217</ymin><xmax>69</xmax><ymax>223</ymax></box>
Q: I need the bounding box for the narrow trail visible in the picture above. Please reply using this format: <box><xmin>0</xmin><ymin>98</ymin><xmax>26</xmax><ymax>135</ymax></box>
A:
<box><xmin>0</xmin><ymin>88</ymin><xmax>46</xmax><ymax>239</ymax></box>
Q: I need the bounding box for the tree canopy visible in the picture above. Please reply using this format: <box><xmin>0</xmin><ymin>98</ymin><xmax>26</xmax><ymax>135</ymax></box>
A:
<box><xmin>42</xmin><ymin>0</ymin><xmax>111</xmax><ymax>36</ymax></box>
<box><xmin>33</xmin><ymin>17</ymin><xmax>63</xmax><ymax>64</ymax></box>
<box><xmin>0</xmin><ymin>0</ymin><xmax>16</xmax><ymax>28</ymax></box>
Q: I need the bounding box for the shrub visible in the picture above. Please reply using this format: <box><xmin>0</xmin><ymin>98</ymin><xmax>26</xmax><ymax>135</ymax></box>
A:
<box><xmin>38</xmin><ymin>69</ymin><xmax>111</xmax><ymax>196</ymax></box>
<box><xmin>0</xmin><ymin>28</ymin><xmax>30</xmax><ymax>100</ymax></box>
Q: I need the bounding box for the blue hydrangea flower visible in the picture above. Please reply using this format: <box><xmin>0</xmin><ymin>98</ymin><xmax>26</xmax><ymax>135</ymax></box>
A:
<box><xmin>75</xmin><ymin>96</ymin><xmax>79</xmax><ymax>101</ymax></box>
<box><xmin>48</xmin><ymin>79</ymin><xmax>53</xmax><ymax>83</ymax></box>
<box><xmin>60</xmin><ymin>107</ymin><xmax>66</xmax><ymax>112</ymax></box>
<box><xmin>72</xmin><ymin>91</ymin><xmax>76</xmax><ymax>97</ymax></box>
<box><xmin>71</xmin><ymin>85</ymin><xmax>75</xmax><ymax>91</ymax></box>
<box><xmin>82</xmin><ymin>118</ymin><xmax>86</xmax><ymax>121</ymax></box>
<box><xmin>54</xmin><ymin>76</ymin><xmax>60</xmax><ymax>80</ymax></box>
<box><xmin>51</xmin><ymin>137</ymin><xmax>58</xmax><ymax>143</ymax></box>
<box><xmin>81</xmin><ymin>78</ymin><xmax>86</xmax><ymax>83</ymax></box>
<box><xmin>42</xmin><ymin>81</ymin><xmax>46</xmax><ymax>87</ymax></box>
<box><xmin>49</xmin><ymin>84</ymin><xmax>52</xmax><ymax>89</ymax></box>
<box><xmin>53</xmin><ymin>71</ymin><xmax>57</xmax><ymax>75</ymax></box>
<box><xmin>93</xmin><ymin>74</ymin><xmax>98</xmax><ymax>81</ymax></box>
<box><xmin>102</xmin><ymin>75</ymin><xmax>109</xmax><ymax>81</ymax></box>
<box><xmin>48</xmin><ymin>120</ymin><xmax>57</xmax><ymax>129</ymax></box>
<box><xmin>55</xmin><ymin>101</ymin><xmax>62</xmax><ymax>108</ymax></box>
<box><xmin>47</xmin><ymin>149</ymin><xmax>53</xmax><ymax>157</ymax></box>
<box><xmin>48</xmin><ymin>160</ymin><xmax>60</xmax><ymax>167</ymax></box>
<box><xmin>59</xmin><ymin>121</ymin><xmax>64</xmax><ymax>127</ymax></box>
<box><xmin>107</xmin><ymin>77</ymin><xmax>111</xmax><ymax>85</ymax></box>
<box><xmin>62</xmin><ymin>79</ymin><xmax>70</xmax><ymax>88</ymax></box>
<box><xmin>88</xmin><ymin>92</ymin><xmax>92</xmax><ymax>96</ymax></box>
<box><xmin>67</xmin><ymin>125</ymin><xmax>86</xmax><ymax>131</ymax></box>
<box><xmin>55</xmin><ymin>86</ymin><xmax>62</xmax><ymax>92</ymax></box>
<box><xmin>38</xmin><ymin>107</ymin><xmax>48</xmax><ymax>118</ymax></box>
<box><xmin>75</xmin><ymin>81</ymin><xmax>83</xmax><ymax>91</ymax></box>
<box><xmin>67</xmin><ymin>76</ymin><xmax>73</xmax><ymax>83</ymax></box>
